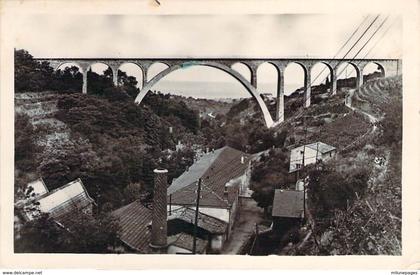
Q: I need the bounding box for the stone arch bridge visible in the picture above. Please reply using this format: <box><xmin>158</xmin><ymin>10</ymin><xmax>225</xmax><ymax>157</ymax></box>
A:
<box><xmin>35</xmin><ymin>57</ymin><xmax>401</xmax><ymax>128</ymax></box>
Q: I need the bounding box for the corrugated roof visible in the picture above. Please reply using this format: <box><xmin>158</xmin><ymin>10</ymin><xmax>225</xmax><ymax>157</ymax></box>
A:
<box><xmin>272</xmin><ymin>189</ymin><xmax>304</xmax><ymax>218</ymax></box>
<box><xmin>305</xmin><ymin>142</ymin><xmax>336</xmax><ymax>154</ymax></box>
<box><xmin>168</xmin><ymin>146</ymin><xmax>250</xmax><ymax>208</ymax></box>
<box><xmin>111</xmin><ymin>201</ymin><xmax>153</xmax><ymax>253</ymax></box>
<box><xmin>22</xmin><ymin>178</ymin><xmax>94</xmax><ymax>223</ymax></box>
<box><xmin>37</xmin><ymin>178</ymin><xmax>93</xmax><ymax>213</ymax></box>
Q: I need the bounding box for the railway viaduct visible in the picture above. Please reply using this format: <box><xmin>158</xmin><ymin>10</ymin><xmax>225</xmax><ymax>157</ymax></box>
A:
<box><xmin>35</xmin><ymin>57</ymin><xmax>401</xmax><ymax>128</ymax></box>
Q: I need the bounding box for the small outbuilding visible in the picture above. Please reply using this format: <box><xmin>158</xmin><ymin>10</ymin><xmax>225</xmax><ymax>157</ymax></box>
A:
<box><xmin>272</xmin><ymin>189</ymin><xmax>305</xmax><ymax>231</ymax></box>
<box><xmin>289</xmin><ymin>141</ymin><xmax>336</xmax><ymax>173</ymax></box>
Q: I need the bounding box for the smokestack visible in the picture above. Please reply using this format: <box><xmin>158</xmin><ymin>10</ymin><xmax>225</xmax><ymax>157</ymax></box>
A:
<box><xmin>240</xmin><ymin>155</ymin><xmax>245</xmax><ymax>164</ymax></box>
<box><xmin>150</xmin><ymin>168</ymin><xmax>168</xmax><ymax>251</ymax></box>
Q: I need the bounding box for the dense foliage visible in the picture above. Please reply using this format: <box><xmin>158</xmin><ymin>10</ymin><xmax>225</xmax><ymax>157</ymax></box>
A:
<box><xmin>250</xmin><ymin>148</ymin><xmax>294</xmax><ymax>213</ymax></box>
<box><xmin>15</xmin><ymin>213</ymin><xmax>119</xmax><ymax>253</ymax></box>
<box><xmin>306</xmin><ymin>160</ymin><xmax>370</xmax><ymax>214</ymax></box>
<box><xmin>15</xmin><ymin>113</ymin><xmax>39</xmax><ymax>173</ymax></box>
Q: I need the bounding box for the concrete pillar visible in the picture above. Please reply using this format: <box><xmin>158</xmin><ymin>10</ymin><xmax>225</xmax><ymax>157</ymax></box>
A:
<box><xmin>250</xmin><ymin>68</ymin><xmax>257</xmax><ymax>89</ymax></box>
<box><xmin>304</xmin><ymin>67</ymin><xmax>311</xmax><ymax>108</ymax></box>
<box><xmin>82</xmin><ymin>70</ymin><xmax>87</xmax><ymax>94</ymax></box>
<box><xmin>142</xmin><ymin>68</ymin><xmax>148</xmax><ymax>89</ymax></box>
<box><xmin>331</xmin><ymin>68</ymin><xmax>337</xmax><ymax>95</ymax></box>
<box><xmin>150</xmin><ymin>168</ymin><xmax>168</xmax><ymax>251</ymax></box>
<box><xmin>112</xmin><ymin>68</ymin><xmax>118</xmax><ymax>86</ymax></box>
<box><xmin>356</xmin><ymin>68</ymin><xmax>363</xmax><ymax>93</ymax></box>
<box><xmin>275</xmin><ymin>70</ymin><xmax>284</xmax><ymax>122</ymax></box>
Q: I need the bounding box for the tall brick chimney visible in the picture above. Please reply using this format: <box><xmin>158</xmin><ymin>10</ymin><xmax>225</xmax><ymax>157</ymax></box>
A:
<box><xmin>150</xmin><ymin>168</ymin><xmax>168</xmax><ymax>251</ymax></box>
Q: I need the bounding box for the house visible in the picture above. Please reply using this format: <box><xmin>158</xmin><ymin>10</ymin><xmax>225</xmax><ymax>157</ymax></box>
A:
<box><xmin>167</xmin><ymin>146</ymin><xmax>251</xmax><ymax>241</ymax></box>
<box><xmin>111</xmin><ymin>146</ymin><xmax>251</xmax><ymax>254</ymax></box>
<box><xmin>16</xmin><ymin>178</ymin><xmax>95</xmax><ymax>227</ymax></box>
<box><xmin>289</xmin><ymin>141</ymin><xmax>336</xmax><ymax>173</ymax></box>
<box><xmin>111</xmin><ymin>201</ymin><xmax>227</xmax><ymax>254</ymax></box>
<box><xmin>272</xmin><ymin>189</ymin><xmax>305</xmax><ymax>230</ymax></box>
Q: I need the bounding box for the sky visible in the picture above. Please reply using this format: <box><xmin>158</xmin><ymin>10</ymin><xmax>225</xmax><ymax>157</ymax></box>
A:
<box><xmin>14</xmin><ymin>14</ymin><xmax>402</xmax><ymax>97</ymax></box>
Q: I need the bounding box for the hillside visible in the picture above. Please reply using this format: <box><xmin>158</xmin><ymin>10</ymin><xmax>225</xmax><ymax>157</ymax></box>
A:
<box><xmin>238</xmin><ymin>75</ymin><xmax>402</xmax><ymax>255</ymax></box>
<box><xmin>14</xmin><ymin>90</ymin><xmax>200</xmax><ymax>211</ymax></box>
<box><xmin>285</xmin><ymin>76</ymin><xmax>402</xmax><ymax>255</ymax></box>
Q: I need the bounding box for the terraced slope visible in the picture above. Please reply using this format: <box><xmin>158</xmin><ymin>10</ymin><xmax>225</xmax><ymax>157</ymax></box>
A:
<box><xmin>352</xmin><ymin>76</ymin><xmax>402</xmax><ymax>118</ymax></box>
<box><xmin>15</xmin><ymin>91</ymin><xmax>80</xmax><ymax>160</ymax></box>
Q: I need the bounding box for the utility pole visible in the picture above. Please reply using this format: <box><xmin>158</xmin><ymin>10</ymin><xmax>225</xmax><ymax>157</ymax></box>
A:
<box><xmin>192</xmin><ymin>178</ymin><xmax>202</xmax><ymax>254</ymax></box>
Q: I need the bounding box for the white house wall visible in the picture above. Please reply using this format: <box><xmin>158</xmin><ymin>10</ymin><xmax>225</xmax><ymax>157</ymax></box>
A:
<box><xmin>289</xmin><ymin>146</ymin><xmax>318</xmax><ymax>172</ymax></box>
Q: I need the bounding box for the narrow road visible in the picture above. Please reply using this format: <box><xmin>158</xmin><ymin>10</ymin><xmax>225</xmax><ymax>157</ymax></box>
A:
<box><xmin>221</xmin><ymin>198</ymin><xmax>264</xmax><ymax>254</ymax></box>
<box><xmin>345</xmin><ymin>89</ymin><xmax>378</xmax><ymax>132</ymax></box>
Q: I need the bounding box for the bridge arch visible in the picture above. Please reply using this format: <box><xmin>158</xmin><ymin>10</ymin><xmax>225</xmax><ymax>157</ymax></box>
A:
<box><xmin>54</xmin><ymin>62</ymin><xmax>84</xmax><ymax>92</ymax></box>
<box><xmin>87</xmin><ymin>62</ymin><xmax>114</xmax><ymax>76</ymax></box>
<box><xmin>362</xmin><ymin>61</ymin><xmax>385</xmax><ymax>81</ymax></box>
<box><xmin>310</xmin><ymin>61</ymin><xmax>335</xmax><ymax>93</ymax></box>
<box><xmin>55</xmin><ymin>61</ymin><xmax>83</xmax><ymax>72</ymax></box>
<box><xmin>231</xmin><ymin>62</ymin><xmax>252</xmax><ymax>82</ymax></box>
<box><xmin>117</xmin><ymin>62</ymin><xmax>144</xmax><ymax>88</ymax></box>
<box><xmin>86</xmin><ymin>62</ymin><xmax>115</xmax><ymax>94</ymax></box>
<box><xmin>135</xmin><ymin>61</ymin><xmax>275</xmax><ymax>128</ymax></box>
<box><xmin>147</xmin><ymin>62</ymin><xmax>170</xmax><ymax>81</ymax></box>
<box><xmin>336</xmin><ymin>61</ymin><xmax>362</xmax><ymax>91</ymax></box>
<box><xmin>285</xmin><ymin>61</ymin><xmax>311</xmax><ymax>107</ymax></box>
<box><xmin>257</xmin><ymin>62</ymin><xmax>282</xmax><ymax>120</ymax></box>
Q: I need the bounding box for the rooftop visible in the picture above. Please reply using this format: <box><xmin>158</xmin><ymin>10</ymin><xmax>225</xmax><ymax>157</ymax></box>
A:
<box><xmin>272</xmin><ymin>189</ymin><xmax>304</xmax><ymax>218</ymax></box>
<box><xmin>168</xmin><ymin>146</ymin><xmax>250</xmax><ymax>208</ymax></box>
<box><xmin>111</xmin><ymin>201</ymin><xmax>153</xmax><ymax>253</ymax></box>
<box><xmin>168</xmin><ymin>207</ymin><xmax>227</xmax><ymax>234</ymax></box>
<box><xmin>298</xmin><ymin>142</ymin><xmax>336</xmax><ymax>154</ymax></box>
<box><xmin>26</xmin><ymin>178</ymin><xmax>49</xmax><ymax>198</ymax></box>
<box><xmin>168</xmin><ymin>232</ymin><xmax>208</xmax><ymax>253</ymax></box>
<box><xmin>112</xmin><ymin>202</ymin><xmax>226</xmax><ymax>253</ymax></box>
<box><xmin>21</xmin><ymin>178</ymin><xmax>95</xmax><ymax>225</ymax></box>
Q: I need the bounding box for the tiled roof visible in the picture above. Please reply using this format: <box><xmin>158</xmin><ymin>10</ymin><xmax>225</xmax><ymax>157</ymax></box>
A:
<box><xmin>305</xmin><ymin>142</ymin><xmax>336</xmax><ymax>154</ymax></box>
<box><xmin>168</xmin><ymin>207</ymin><xmax>227</xmax><ymax>234</ymax></box>
<box><xmin>168</xmin><ymin>232</ymin><xmax>208</xmax><ymax>253</ymax></box>
<box><xmin>111</xmin><ymin>201</ymin><xmax>153</xmax><ymax>253</ymax></box>
<box><xmin>272</xmin><ymin>189</ymin><xmax>304</xmax><ymax>218</ymax></box>
<box><xmin>168</xmin><ymin>146</ymin><xmax>250</xmax><ymax>208</ymax></box>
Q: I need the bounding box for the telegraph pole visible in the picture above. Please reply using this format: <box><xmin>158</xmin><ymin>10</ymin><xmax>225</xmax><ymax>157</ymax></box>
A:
<box><xmin>192</xmin><ymin>178</ymin><xmax>202</xmax><ymax>254</ymax></box>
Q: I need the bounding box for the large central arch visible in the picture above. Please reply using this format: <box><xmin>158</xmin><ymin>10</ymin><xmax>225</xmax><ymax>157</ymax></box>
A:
<box><xmin>134</xmin><ymin>61</ymin><xmax>275</xmax><ymax>128</ymax></box>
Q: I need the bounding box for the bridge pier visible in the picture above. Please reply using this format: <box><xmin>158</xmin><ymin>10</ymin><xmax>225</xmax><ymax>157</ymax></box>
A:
<box><xmin>331</xmin><ymin>68</ymin><xmax>337</xmax><ymax>95</ymax></box>
<box><xmin>250</xmin><ymin>68</ymin><xmax>257</xmax><ymax>89</ymax></box>
<box><xmin>304</xmin><ymin>68</ymin><xmax>311</xmax><ymax>108</ymax></box>
<box><xmin>142</xmin><ymin>68</ymin><xmax>148</xmax><ymax>89</ymax></box>
<box><xmin>82</xmin><ymin>71</ymin><xmax>87</xmax><ymax>94</ymax></box>
<box><xmin>275</xmin><ymin>70</ymin><xmax>284</xmax><ymax>123</ymax></box>
<box><xmin>357</xmin><ymin>70</ymin><xmax>363</xmax><ymax>93</ymax></box>
<box><xmin>111</xmin><ymin>67</ymin><xmax>119</xmax><ymax>86</ymax></box>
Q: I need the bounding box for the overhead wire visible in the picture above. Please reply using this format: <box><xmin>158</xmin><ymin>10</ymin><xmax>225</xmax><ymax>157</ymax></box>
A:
<box><xmin>278</xmin><ymin>14</ymin><xmax>388</xmax><ymax>123</ymax></box>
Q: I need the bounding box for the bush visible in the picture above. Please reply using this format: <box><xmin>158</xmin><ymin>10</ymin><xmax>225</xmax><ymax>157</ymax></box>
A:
<box><xmin>307</xmin><ymin>162</ymin><xmax>370</xmax><ymax>214</ymax></box>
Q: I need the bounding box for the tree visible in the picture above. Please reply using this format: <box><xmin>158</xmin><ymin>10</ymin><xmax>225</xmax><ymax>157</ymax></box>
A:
<box><xmin>15</xmin><ymin>213</ymin><xmax>120</xmax><ymax>253</ymax></box>
<box><xmin>14</xmin><ymin>49</ymin><xmax>55</xmax><ymax>93</ymax></box>
<box><xmin>15</xmin><ymin>113</ymin><xmax>39</xmax><ymax>172</ymax></box>
<box><xmin>123</xmin><ymin>183</ymin><xmax>143</xmax><ymax>204</ymax></box>
<box><xmin>250</xmin><ymin>149</ymin><xmax>293</xmax><ymax>214</ymax></box>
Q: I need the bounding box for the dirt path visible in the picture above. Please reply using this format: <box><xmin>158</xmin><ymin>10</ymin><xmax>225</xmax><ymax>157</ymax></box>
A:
<box><xmin>221</xmin><ymin>198</ymin><xmax>264</xmax><ymax>254</ymax></box>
